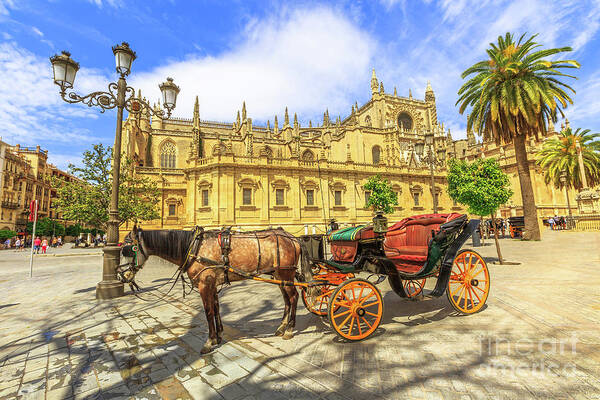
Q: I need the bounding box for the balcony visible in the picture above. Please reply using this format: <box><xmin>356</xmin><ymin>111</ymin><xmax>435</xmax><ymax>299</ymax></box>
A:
<box><xmin>2</xmin><ymin>200</ymin><xmax>20</xmax><ymax>209</ymax></box>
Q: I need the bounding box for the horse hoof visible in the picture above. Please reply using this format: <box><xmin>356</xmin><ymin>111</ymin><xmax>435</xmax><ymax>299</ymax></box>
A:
<box><xmin>200</xmin><ymin>345</ymin><xmax>214</xmax><ymax>354</ymax></box>
<box><xmin>274</xmin><ymin>324</ymin><xmax>287</xmax><ymax>336</ymax></box>
<box><xmin>217</xmin><ymin>336</ymin><xmax>223</xmax><ymax>344</ymax></box>
<box><xmin>282</xmin><ymin>330</ymin><xmax>294</xmax><ymax>340</ymax></box>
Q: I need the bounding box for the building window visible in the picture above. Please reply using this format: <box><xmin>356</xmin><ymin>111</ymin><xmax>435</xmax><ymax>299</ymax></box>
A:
<box><xmin>306</xmin><ymin>189</ymin><xmax>314</xmax><ymax>206</ymax></box>
<box><xmin>301</xmin><ymin>150</ymin><xmax>315</xmax><ymax>162</ymax></box>
<box><xmin>202</xmin><ymin>189</ymin><xmax>209</xmax><ymax>207</ymax></box>
<box><xmin>372</xmin><ymin>146</ymin><xmax>381</xmax><ymax>165</ymax></box>
<box><xmin>168</xmin><ymin>204</ymin><xmax>176</xmax><ymax>216</ymax></box>
<box><xmin>243</xmin><ymin>188</ymin><xmax>252</xmax><ymax>205</ymax></box>
<box><xmin>334</xmin><ymin>190</ymin><xmax>342</xmax><ymax>206</ymax></box>
<box><xmin>364</xmin><ymin>115</ymin><xmax>372</xmax><ymax>127</ymax></box>
<box><xmin>365</xmin><ymin>191</ymin><xmax>371</xmax><ymax>207</ymax></box>
<box><xmin>160</xmin><ymin>141</ymin><xmax>177</xmax><ymax>169</ymax></box>
<box><xmin>397</xmin><ymin>112</ymin><xmax>413</xmax><ymax>130</ymax></box>
<box><xmin>413</xmin><ymin>192</ymin><xmax>420</xmax><ymax>206</ymax></box>
<box><xmin>275</xmin><ymin>188</ymin><xmax>285</xmax><ymax>205</ymax></box>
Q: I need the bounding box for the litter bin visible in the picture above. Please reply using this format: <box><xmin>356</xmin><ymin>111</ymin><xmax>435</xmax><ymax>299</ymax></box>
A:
<box><xmin>299</xmin><ymin>234</ymin><xmax>324</xmax><ymax>261</ymax></box>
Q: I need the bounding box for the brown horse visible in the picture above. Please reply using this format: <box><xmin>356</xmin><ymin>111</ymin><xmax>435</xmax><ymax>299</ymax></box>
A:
<box><xmin>121</xmin><ymin>226</ymin><xmax>310</xmax><ymax>354</ymax></box>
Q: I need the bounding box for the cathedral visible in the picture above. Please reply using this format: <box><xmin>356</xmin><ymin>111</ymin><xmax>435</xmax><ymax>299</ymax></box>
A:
<box><xmin>122</xmin><ymin>69</ymin><xmax>576</xmax><ymax>234</ymax></box>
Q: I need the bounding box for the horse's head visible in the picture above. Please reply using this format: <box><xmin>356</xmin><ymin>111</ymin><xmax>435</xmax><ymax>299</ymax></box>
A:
<box><xmin>117</xmin><ymin>225</ymin><xmax>150</xmax><ymax>290</ymax></box>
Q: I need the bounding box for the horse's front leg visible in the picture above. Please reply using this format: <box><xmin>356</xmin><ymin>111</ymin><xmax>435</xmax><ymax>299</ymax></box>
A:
<box><xmin>275</xmin><ymin>285</ymin><xmax>290</xmax><ymax>336</ymax></box>
<box><xmin>198</xmin><ymin>280</ymin><xmax>219</xmax><ymax>354</ymax></box>
<box><xmin>213</xmin><ymin>292</ymin><xmax>224</xmax><ymax>344</ymax></box>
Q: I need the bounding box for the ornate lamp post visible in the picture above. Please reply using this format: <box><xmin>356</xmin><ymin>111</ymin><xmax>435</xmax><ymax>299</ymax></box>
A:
<box><xmin>50</xmin><ymin>43</ymin><xmax>180</xmax><ymax>299</ymax></box>
<box><xmin>559</xmin><ymin>171</ymin><xmax>573</xmax><ymax>228</ymax></box>
<box><xmin>416</xmin><ymin>132</ymin><xmax>445</xmax><ymax>214</ymax></box>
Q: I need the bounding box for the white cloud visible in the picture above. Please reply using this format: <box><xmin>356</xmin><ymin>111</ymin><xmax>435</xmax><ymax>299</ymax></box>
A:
<box><xmin>0</xmin><ymin>0</ymin><xmax>15</xmax><ymax>16</ymax></box>
<box><xmin>0</xmin><ymin>41</ymin><xmax>110</xmax><ymax>149</ymax></box>
<box><xmin>86</xmin><ymin>0</ymin><xmax>123</xmax><ymax>8</ymax></box>
<box><xmin>31</xmin><ymin>26</ymin><xmax>43</xmax><ymax>37</ymax></box>
<box><xmin>129</xmin><ymin>6</ymin><xmax>376</xmax><ymax>125</ymax></box>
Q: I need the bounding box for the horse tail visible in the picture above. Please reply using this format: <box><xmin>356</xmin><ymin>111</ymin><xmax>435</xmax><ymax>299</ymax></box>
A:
<box><xmin>297</xmin><ymin>238</ymin><xmax>314</xmax><ymax>283</ymax></box>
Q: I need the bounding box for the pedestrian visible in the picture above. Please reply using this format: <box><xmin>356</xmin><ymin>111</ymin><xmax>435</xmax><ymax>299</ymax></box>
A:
<box><xmin>14</xmin><ymin>238</ymin><xmax>21</xmax><ymax>252</ymax></box>
<box><xmin>548</xmin><ymin>216</ymin><xmax>555</xmax><ymax>230</ymax></box>
<box><xmin>33</xmin><ymin>236</ymin><xmax>41</xmax><ymax>254</ymax></box>
<box><xmin>41</xmin><ymin>238</ymin><xmax>48</xmax><ymax>254</ymax></box>
<box><xmin>3</xmin><ymin>238</ymin><xmax>10</xmax><ymax>250</ymax></box>
<box><xmin>57</xmin><ymin>236</ymin><xmax>62</xmax><ymax>247</ymax></box>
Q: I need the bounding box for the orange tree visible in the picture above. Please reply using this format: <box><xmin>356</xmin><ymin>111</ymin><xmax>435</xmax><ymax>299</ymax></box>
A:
<box><xmin>456</xmin><ymin>33</ymin><xmax>580</xmax><ymax>240</ymax></box>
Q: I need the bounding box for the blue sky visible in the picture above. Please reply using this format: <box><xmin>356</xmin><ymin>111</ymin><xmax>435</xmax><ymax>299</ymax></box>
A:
<box><xmin>1</xmin><ymin>0</ymin><xmax>599</xmax><ymax>169</ymax></box>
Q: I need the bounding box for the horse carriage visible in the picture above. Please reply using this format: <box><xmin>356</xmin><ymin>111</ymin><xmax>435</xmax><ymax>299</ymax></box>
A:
<box><xmin>118</xmin><ymin>212</ymin><xmax>489</xmax><ymax>352</ymax></box>
<box><xmin>299</xmin><ymin>213</ymin><xmax>490</xmax><ymax>340</ymax></box>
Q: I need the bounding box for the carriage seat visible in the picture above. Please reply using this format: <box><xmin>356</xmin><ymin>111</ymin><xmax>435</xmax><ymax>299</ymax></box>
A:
<box><xmin>384</xmin><ymin>214</ymin><xmax>463</xmax><ymax>273</ymax></box>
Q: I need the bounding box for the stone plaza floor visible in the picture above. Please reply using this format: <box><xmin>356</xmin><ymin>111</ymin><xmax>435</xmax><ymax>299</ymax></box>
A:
<box><xmin>0</xmin><ymin>230</ymin><xmax>599</xmax><ymax>399</ymax></box>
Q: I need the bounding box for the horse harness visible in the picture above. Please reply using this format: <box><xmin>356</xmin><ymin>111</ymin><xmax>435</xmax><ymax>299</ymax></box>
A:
<box><xmin>121</xmin><ymin>227</ymin><xmax>301</xmax><ymax>298</ymax></box>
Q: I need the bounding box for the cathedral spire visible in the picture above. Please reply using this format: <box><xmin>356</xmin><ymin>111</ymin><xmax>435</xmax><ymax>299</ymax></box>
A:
<box><xmin>425</xmin><ymin>80</ymin><xmax>435</xmax><ymax>103</ymax></box>
<box><xmin>309</xmin><ymin>120</ymin><xmax>312</xmax><ymax>128</ymax></box>
<box><xmin>293</xmin><ymin>112</ymin><xmax>298</xmax><ymax>128</ymax></box>
<box><xmin>284</xmin><ymin>107</ymin><xmax>290</xmax><ymax>127</ymax></box>
<box><xmin>370</xmin><ymin>68</ymin><xmax>379</xmax><ymax>96</ymax></box>
<box><xmin>267</xmin><ymin>120</ymin><xmax>271</xmax><ymax>133</ymax></box>
<box><xmin>379</xmin><ymin>81</ymin><xmax>384</xmax><ymax>94</ymax></box>
<box><xmin>236</xmin><ymin>110</ymin><xmax>241</xmax><ymax>128</ymax></box>
<box><xmin>242</xmin><ymin>101</ymin><xmax>247</xmax><ymax>120</ymax></box>
<box><xmin>409</xmin><ymin>88</ymin><xmax>412</xmax><ymax>99</ymax></box>
<box><xmin>274</xmin><ymin>115</ymin><xmax>279</xmax><ymax>135</ymax></box>
<box><xmin>192</xmin><ymin>96</ymin><xmax>200</xmax><ymax>130</ymax></box>
<box><xmin>394</xmin><ymin>87</ymin><xmax>397</xmax><ymax>97</ymax></box>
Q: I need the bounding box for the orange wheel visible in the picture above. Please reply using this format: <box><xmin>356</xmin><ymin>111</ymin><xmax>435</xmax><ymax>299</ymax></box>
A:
<box><xmin>328</xmin><ymin>278</ymin><xmax>383</xmax><ymax>341</ymax></box>
<box><xmin>301</xmin><ymin>285</ymin><xmax>336</xmax><ymax>316</ymax></box>
<box><xmin>401</xmin><ymin>278</ymin><xmax>426</xmax><ymax>298</ymax></box>
<box><xmin>447</xmin><ymin>249</ymin><xmax>490</xmax><ymax>314</ymax></box>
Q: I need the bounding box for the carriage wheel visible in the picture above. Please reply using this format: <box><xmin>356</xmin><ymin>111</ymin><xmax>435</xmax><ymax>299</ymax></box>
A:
<box><xmin>301</xmin><ymin>285</ymin><xmax>335</xmax><ymax>316</ymax></box>
<box><xmin>447</xmin><ymin>249</ymin><xmax>490</xmax><ymax>314</ymax></box>
<box><xmin>402</xmin><ymin>278</ymin><xmax>426</xmax><ymax>298</ymax></box>
<box><xmin>328</xmin><ymin>278</ymin><xmax>383</xmax><ymax>341</ymax></box>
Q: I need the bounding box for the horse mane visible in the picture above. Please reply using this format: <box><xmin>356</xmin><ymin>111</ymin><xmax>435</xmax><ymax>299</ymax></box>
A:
<box><xmin>140</xmin><ymin>229</ymin><xmax>195</xmax><ymax>264</ymax></box>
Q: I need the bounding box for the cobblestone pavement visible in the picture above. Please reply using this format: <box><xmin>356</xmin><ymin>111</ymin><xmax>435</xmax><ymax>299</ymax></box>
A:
<box><xmin>0</xmin><ymin>231</ymin><xmax>599</xmax><ymax>400</ymax></box>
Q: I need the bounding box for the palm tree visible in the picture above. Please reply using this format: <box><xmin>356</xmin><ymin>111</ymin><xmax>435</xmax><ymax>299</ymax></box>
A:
<box><xmin>457</xmin><ymin>33</ymin><xmax>580</xmax><ymax>240</ymax></box>
<box><xmin>537</xmin><ymin>127</ymin><xmax>600</xmax><ymax>189</ymax></box>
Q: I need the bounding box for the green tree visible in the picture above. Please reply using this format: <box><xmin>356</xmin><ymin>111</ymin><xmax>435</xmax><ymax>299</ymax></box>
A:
<box><xmin>363</xmin><ymin>174</ymin><xmax>398</xmax><ymax>214</ymax></box>
<box><xmin>447</xmin><ymin>158</ymin><xmax>513</xmax><ymax>264</ymax></box>
<box><xmin>537</xmin><ymin>127</ymin><xmax>600</xmax><ymax>190</ymax></box>
<box><xmin>456</xmin><ymin>33</ymin><xmax>580</xmax><ymax>240</ymax></box>
<box><xmin>26</xmin><ymin>218</ymin><xmax>65</xmax><ymax>237</ymax></box>
<box><xmin>52</xmin><ymin>144</ymin><xmax>160</xmax><ymax>230</ymax></box>
<box><xmin>0</xmin><ymin>230</ymin><xmax>16</xmax><ymax>242</ymax></box>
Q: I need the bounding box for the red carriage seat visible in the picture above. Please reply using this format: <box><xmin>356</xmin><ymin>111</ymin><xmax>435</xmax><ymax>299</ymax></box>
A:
<box><xmin>384</xmin><ymin>213</ymin><xmax>463</xmax><ymax>273</ymax></box>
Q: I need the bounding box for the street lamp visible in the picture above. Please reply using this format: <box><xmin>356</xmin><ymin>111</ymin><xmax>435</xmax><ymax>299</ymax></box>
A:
<box><xmin>419</xmin><ymin>132</ymin><xmax>444</xmax><ymax>214</ymax></box>
<box><xmin>560</xmin><ymin>170</ymin><xmax>573</xmax><ymax>228</ymax></box>
<box><xmin>50</xmin><ymin>43</ymin><xmax>180</xmax><ymax>299</ymax></box>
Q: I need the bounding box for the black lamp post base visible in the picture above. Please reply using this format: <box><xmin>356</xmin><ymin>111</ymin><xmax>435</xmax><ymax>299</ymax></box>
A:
<box><xmin>96</xmin><ymin>280</ymin><xmax>124</xmax><ymax>299</ymax></box>
<box><xmin>96</xmin><ymin>245</ymin><xmax>124</xmax><ymax>299</ymax></box>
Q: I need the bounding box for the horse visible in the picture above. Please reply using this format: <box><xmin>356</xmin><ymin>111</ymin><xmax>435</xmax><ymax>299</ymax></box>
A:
<box><xmin>119</xmin><ymin>226</ymin><xmax>311</xmax><ymax>354</ymax></box>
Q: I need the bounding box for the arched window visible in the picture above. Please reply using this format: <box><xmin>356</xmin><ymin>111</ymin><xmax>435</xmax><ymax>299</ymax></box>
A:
<box><xmin>160</xmin><ymin>141</ymin><xmax>176</xmax><ymax>169</ymax></box>
<box><xmin>301</xmin><ymin>150</ymin><xmax>315</xmax><ymax>162</ymax></box>
<box><xmin>397</xmin><ymin>112</ymin><xmax>413</xmax><ymax>130</ymax></box>
<box><xmin>372</xmin><ymin>145</ymin><xmax>381</xmax><ymax>165</ymax></box>
<box><xmin>364</xmin><ymin>115</ymin><xmax>372</xmax><ymax>127</ymax></box>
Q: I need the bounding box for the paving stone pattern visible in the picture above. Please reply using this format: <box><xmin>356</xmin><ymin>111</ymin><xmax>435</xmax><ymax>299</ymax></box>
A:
<box><xmin>0</xmin><ymin>231</ymin><xmax>599</xmax><ymax>399</ymax></box>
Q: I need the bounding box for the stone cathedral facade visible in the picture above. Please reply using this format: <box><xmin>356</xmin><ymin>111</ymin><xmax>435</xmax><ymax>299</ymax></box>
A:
<box><xmin>122</xmin><ymin>69</ymin><xmax>576</xmax><ymax>234</ymax></box>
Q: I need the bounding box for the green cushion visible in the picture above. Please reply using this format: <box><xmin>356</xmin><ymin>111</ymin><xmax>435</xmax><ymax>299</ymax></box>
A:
<box><xmin>329</xmin><ymin>226</ymin><xmax>365</xmax><ymax>242</ymax></box>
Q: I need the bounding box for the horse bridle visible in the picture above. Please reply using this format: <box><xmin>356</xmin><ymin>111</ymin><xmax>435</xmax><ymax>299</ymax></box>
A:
<box><xmin>116</xmin><ymin>229</ymin><xmax>147</xmax><ymax>291</ymax></box>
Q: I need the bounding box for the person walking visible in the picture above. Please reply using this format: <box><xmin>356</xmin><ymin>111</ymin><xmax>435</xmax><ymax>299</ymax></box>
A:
<box><xmin>14</xmin><ymin>238</ymin><xmax>21</xmax><ymax>252</ymax></box>
<box><xmin>33</xmin><ymin>236</ymin><xmax>41</xmax><ymax>254</ymax></box>
<box><xmin>57</xmin><ymin>236</ymin><xmax>62</xmax><ymax>247</ymax></box>
<box><xmin>41</xmin><ymin>238</ymin><xmax>48</xmax><ymax>254</ymax></box>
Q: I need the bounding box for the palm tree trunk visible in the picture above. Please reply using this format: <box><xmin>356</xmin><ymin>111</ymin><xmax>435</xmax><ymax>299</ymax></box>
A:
<box><xmin>513</xmin><ymin>133</ymin><xmax>541</xmax><ymax>240</ymax></box>
<box><xmin>490</xmin><ymin>213</ymin><xmax>504</xmax><ymax>264</ymax></box>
